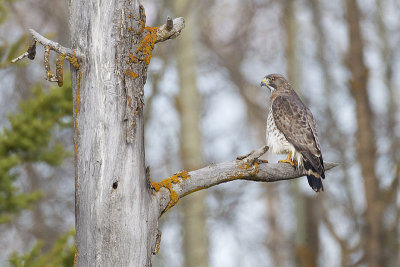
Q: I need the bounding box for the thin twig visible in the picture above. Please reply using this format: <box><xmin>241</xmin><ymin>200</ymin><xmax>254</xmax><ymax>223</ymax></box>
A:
<box><xmin>11</xmin><ymin>38</ymin><xmax>37</xmax><ymax>63</ymax></box>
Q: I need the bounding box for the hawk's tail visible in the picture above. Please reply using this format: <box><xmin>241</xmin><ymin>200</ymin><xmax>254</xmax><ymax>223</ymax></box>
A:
<box><xmin>307</xmin><ymin>174</ymin><xmax>324</xmax><ymax>192</ymax></box>
<box><xmin>303</xmin><ymin>156</ymin><xmax>325</xmax><ymax>192</ymax></box>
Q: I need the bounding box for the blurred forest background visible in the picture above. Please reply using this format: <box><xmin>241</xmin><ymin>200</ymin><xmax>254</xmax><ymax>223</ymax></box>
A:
<box><xmin>0</xmin><ymin>0</ymin><xmax>399</xmax><ymax>266</ymax></box>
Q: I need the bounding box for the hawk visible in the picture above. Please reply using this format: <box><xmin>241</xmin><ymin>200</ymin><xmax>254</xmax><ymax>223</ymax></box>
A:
<box><xmin>260</xmin><ymin>74</ymin><xmax>325</xmax><ymax>192</ymax></box>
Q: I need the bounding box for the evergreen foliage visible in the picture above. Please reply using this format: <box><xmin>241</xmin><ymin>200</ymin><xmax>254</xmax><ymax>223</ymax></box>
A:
<box><xmin>8</xmin><ymin>229</ymin><xmax>75</xmax><ymax>267</ymax></box>
<box><xmin>1</xmin><ymin>1</ymin><xmax>76</xmax><ymax>264</ymax></box>
<box><xmin>0</xmin><ymin>0</ymin><xmax>29</xmax><ymax>68</ymax></box>
<box><xmin>0</xmin><ymin>77</ymin><xmax>73</xmax><ymax>223</ymax></box>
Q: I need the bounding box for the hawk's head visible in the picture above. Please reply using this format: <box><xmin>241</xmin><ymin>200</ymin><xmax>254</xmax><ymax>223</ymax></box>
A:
<box><xmin>260</xmin><ymin>73</ymin><xmax>288</xmax><ymax>92</ymax></box>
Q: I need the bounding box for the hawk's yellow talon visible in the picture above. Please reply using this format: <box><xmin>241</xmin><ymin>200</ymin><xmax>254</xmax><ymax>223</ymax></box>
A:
<box><xmin>279</xmin><ymin>152</ymin><xmax>297</xmax><ymax>167</ymax></box>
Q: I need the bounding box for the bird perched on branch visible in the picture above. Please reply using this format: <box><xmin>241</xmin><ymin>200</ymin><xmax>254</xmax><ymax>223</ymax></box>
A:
<box><xmin>260</xmin><ymin>74</ymin><xmax>325</xmax><ymax>192</ymax></box>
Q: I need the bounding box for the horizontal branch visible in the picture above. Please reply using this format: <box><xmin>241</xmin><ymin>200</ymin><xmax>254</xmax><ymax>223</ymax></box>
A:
<box><xmin>155</xmin><ymin>17</ymin><xmax>185</xmax><ymax>43</ymax></box>
<box><xmin>154</xmin><ymin>147</ymin><xmax>338</xmax><ymax>215</ymax></box>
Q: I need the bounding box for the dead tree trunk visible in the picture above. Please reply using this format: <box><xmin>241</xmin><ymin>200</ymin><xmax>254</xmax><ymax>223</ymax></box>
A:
<box><xmin>69</xmin><ymin>1</ymin><xmax>184</xmax><ymax>265</ymax></box>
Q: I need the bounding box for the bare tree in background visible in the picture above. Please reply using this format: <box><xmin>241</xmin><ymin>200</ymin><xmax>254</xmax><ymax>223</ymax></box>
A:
<box><xmin>174</xmin><ymin>0</ymin><xmax>209</xmax><ymax>266</ymax></box>
<box><xmin>344</xmin><ymin>0</ymin><xmax>383</xmax><ymax>265</ymax></box>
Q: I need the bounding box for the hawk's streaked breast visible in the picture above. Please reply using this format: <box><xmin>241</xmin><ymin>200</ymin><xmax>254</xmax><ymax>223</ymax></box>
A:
<box><xmin>267</xmin><ymin>107</ymin><xmax>303</xmax><ymax>165</ymax></box>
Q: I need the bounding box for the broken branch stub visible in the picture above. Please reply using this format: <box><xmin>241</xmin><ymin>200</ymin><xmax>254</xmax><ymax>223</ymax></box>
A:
<box><xmin>155</xmin><ymin>17</ymin><xmax>185</xmax><ymax>43</ymax></box>
<box><xmin>166</xmin><ymin>17</ymin><xmax>173</xmax><ymax>31</ymax></box>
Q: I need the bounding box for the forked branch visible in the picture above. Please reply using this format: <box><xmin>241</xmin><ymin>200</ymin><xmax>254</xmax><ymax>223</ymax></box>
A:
<box><xmin>153</xmin><ymin>146</ymin><xmax>339</xmax><ymax>215</ymax></box>
<box><xmin>11</xmin><ymin>29</ymin><xmax>82</xmax><ymax>86</ymax></box>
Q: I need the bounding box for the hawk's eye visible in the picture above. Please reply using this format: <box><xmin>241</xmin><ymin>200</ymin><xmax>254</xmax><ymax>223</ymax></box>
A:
<box><xmin>270</xmin><ymin>77</ymin><xmax>275</xmax><ymax>82</ymax></box>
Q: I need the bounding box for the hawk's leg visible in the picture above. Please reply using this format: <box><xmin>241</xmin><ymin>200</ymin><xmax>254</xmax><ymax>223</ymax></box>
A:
<box><xmin>279</xmin><ymin>152</ymin><xmax>298</xmax><ymax>167</ymax></box>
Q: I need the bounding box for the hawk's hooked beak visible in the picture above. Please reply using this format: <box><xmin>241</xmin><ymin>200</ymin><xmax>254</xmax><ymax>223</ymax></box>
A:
<box><xmin>260</xmin><ymin>78</ymin><xmax>269</xmax><ymax>87</ymax></box>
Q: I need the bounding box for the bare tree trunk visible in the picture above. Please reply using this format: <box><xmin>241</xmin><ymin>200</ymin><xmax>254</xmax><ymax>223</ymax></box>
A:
<box><xmin>265</xmin><ymin>186</ymin><xmax>287</xmax><ymax>266</ymax></box>
<box><xmin>344</xmin><ymin>0</ymin><xmax>382</xmax><ymax>265</ymax></box>
<box><xmin>283</xmin><ymin>1</ymin><xmax>319</xmax><ymax>266</ymax></box>
<box><xmin>70</xmin><ymin>1</ymin><xmax>164</xmax><ymax>265</ymax></box>
<box><xmin>175</xmin><ymin>0</ymin><xmax>209</xmax><ymax>266</ymax></box>
<box><xmin>375</xmin><ymin>1</ymin><xmax>399</xmax><ymax>266</ymax></box>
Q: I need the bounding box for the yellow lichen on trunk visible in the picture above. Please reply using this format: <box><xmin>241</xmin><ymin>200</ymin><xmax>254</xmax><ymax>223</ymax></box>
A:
<box><xmin>74</xmin><ymin>70</ymin><xmax>82</xmax><ymax>194</ymax></box>
<box><xmin>135</xmin><ymin>26</ymin><xmax>158</xmax><ymax>65</ymax></box>
<box><xmin>68</xmin><ymin>50</ymin><xmax>80</xmax><ymax>70</ymax></box>
<box><xmin>124</xmin><ymin>26</ymin><xmax>158</xmax><ymax>81</ymax></box>
<box><xmin>125</xmin><ymin>69</ymin><xmax>138</xmax><ymax>78</ymax></box>
<box><xmin>73</xmin><ymin>245</ymin><xmax>78</xmax><ymax>267</ymax></box>
<box><xmin>128</xmin><ymin>52</ymin><xmax>138</xmax><ymax>64</ymax></box>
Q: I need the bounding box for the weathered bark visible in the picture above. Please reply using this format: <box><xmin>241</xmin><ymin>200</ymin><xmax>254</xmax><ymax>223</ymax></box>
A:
<box><xmin>69</xmin><ymin>1</ymin><xmax>183</xmax><ymax>265</ymax></box>
<box><xmin>344</xmin><ymin>0</ymin><xmax>382</xmax><ymax>266</ymax></box>
<box><xmin>175</xmin><ymin>0</ymin><xmax>209</xmax><ymax>266</ymax></box>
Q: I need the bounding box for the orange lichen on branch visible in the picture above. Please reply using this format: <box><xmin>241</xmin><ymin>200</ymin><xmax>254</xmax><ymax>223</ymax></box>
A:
<box><xmin>135</xmin><ymin>26</ymin><xmax>158</xmax><ymax>65</ymax></box>
<box><xmin>55</xmin><ymin>54</ymin><xmax>65</xmax><ymax>87</ymax></box>
<box><xmin>151</xmin><ymin>171</ymin><xmax>190</xmax><ymax>214</ymax></box>
<box><xmin>237</xmin><ymin>160</ymin><xmax>260</xmax><ymax>176</ymax></box>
